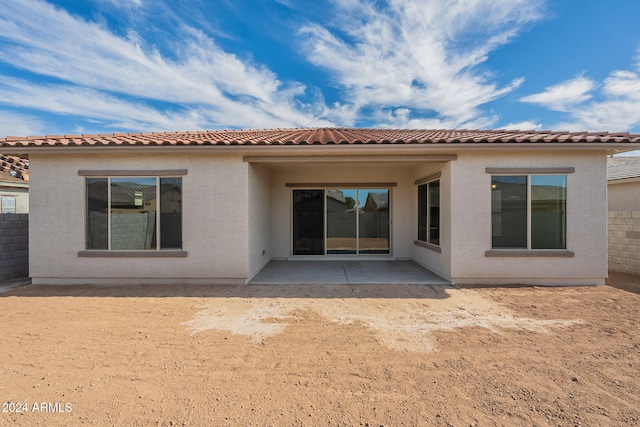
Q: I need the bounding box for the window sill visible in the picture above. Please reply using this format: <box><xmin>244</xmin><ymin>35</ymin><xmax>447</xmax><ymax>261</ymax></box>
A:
<box><xmin>78</xmin><ymin>250</ymin><xmax>188</xmax><ymax>258</ymax></box>
<box><xmin>485</xmin><ymin>249</ymin><xmax>574</xmax><ymax>258</ymax></box>
<box><xmin>414</xmin><ymin>240</ymin><xmax>442</xmax><ymax>253</ymax></box>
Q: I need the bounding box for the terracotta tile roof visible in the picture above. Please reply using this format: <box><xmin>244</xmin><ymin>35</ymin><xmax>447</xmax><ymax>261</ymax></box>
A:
<box><xmin>1</xmin><ymin>128</ymin><xmax>640</xmax><ymax>148</ymax></box>
<box><xmin>0</xmin><ymin>171</ymin><xmax>26</xmax><ymax>183</ymax></box>
<box><xmin>607</xmin><ymin>157</ymin><xmax>640</xmax><ymax>181</ymax></box>
<box><xmin>0</xmin><ymin>154</ymin><xmax>28</xmax><ymax>181</ymax></box>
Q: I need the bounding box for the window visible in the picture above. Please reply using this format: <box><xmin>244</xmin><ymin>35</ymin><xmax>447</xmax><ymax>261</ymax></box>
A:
<box><xmin>86</xmin><ymin>176</ymin><xmax>182</xmax><ymax>250</ymax></box>
<box><xmin>417</xmin><ymin>179</ymin><xmax>440</xmax><ymax>246</ymax></box>
<box><xmin>491</xmin><ymin>175</ymin><xmax>566</xmax><ymax>249</ymax></box>
<box><xmin>1</xmin><ymin>196</ymin><xmax>16</xmax><ymax>213</ymax></box>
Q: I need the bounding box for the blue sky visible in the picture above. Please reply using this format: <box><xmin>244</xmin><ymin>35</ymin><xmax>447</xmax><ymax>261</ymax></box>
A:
<box><xmin>1</xmin><ymin>0</ymin><xmax>640</xmax><ymax>137</ymax></box>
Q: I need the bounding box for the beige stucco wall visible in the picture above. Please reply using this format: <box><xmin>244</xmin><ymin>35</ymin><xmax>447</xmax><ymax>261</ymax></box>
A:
<box><xmin>0</xmin><ymin>185</ymin><xmax>29</xmax><ymax>213</ymax></box>
<box><xmin>608</xmin><ymin>180</ymin><xmax>640</xmax><ymax>212</ymax></box>
<box><xmin>449</xmin><ymin>151</ymin><xmax>607</xmax><ymax>285</ymax></box>
<box><xmin>28</xmin><ymin>148</ymin><xmax>610</xmax><ymax>286</ymax></box>
<box><xmin>248</xmin><ymin>163</ymin><xmax>272</xmax><ymax>279</ymax></box>
<box><xmin>268</xmin><ymin>163</ymin><xmax>417</xmax><ymax>260</ymax></box>
<box><xmin>29</xmin><ymin>152</ymin><xmax>250</xmax><ymax>284</ymax></box>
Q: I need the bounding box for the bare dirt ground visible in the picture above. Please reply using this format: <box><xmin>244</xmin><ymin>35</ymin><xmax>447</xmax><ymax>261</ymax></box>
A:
<box><xmin>0</xmin><ymin>274</ymin><xmax>639</xmax><ymax>426</ymax></box>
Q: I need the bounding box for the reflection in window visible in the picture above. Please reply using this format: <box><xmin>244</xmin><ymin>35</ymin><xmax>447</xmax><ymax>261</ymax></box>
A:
<box><xmin>326</xmin><ymin>189</ymin><xmax>357</xmax><ymax>254</ymax></box>
<box><xmin>86</xmin><ymin>178</ymin><xmax>108</xmax><ymax>249</ymax></box>
<box><xmin>491</xmin><ymin>175</ymin><xmax>566</xmax><ymax>250</ymax></box>
<box><xmin>417</xmin><ymin>179</ymin><xmax>440</xmax><ymax>245</ymax></box>
<box><xmin>86</xmin><ymin>176</ymin><xmax>182</xmax><ymax>250</ymax></box>
<box><xmin>111</xmin><ymin>178</ymin><xmax>157</xmax><ymax>250</ymax></box>
<box><xmin>160</xmin><ymin>178</ymin><xmax>182</xmax><ymax>249</ymax></box>
<box><xmin>428</xmin><ymin>181</ymin><xmax>440</xmax><ymax>245</ymax></box>
<box><xmin>531</xmin><ymin>175</ymin><xmax>566</xmax><ymax>249</ymax></box>
<box><xmin>292</xmin><ymin>188</ymin><xmax>389</xmax><ymax>255</ymax></box>
<box><xmin>491</xmin><ymin>176</ymin><xmax>527</xmax><ymax>248</ymax></box>
<box><xmin>358</xmin><ymin>189</ymin><xmax>390</xmax><ymax>254</ymax></box>
<box><xmin>292</xmin><ymin>190</ymin><xmax>325</xmax><ymax>255</ymax></box>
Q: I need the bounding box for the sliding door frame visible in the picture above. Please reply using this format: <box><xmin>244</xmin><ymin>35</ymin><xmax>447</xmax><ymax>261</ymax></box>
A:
<box><xmin>290</xmin><ymin>186</ymin><xmax>393</xmax><ymax>257</ymax></box>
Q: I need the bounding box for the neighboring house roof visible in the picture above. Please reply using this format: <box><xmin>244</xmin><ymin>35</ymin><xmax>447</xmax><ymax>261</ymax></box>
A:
<box><xmin>326</xmin><ymin>189</ymin><xmax>346</xmax><ymax>204</ymax></box>
<box><xmin>607</xmin><ymin>157</ymin><xmax>640</xmax><ymax>181</ymax></box>
<box><xmin>87</xmin><ymin>180</ymin><xmax>178</xmax><ymax>205</ymax></box>
<box><xmin>0</xmin><ymin>171</ymin><xmax>26</xmax><ymax>184</ymax></box>
<box><xmin>367</xmin><ymin>192</ymin><xmax>389</xmax><ymax>210</ymax></box>
<box><xmin>2</xmin><ymin>128</ymin><xmax>640</xmax><ymax>149</ymax></box>
<box><xmin>0</xmin><ymin>154</ymin><xmax>28</xmax><ymax>181</ymax></box>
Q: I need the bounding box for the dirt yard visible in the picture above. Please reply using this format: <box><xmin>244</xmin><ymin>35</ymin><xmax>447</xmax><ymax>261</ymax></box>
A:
<box><xmin>1</xmin><ymin>274</ymin><xmax>639</xmax><ymax>426</ymax></box>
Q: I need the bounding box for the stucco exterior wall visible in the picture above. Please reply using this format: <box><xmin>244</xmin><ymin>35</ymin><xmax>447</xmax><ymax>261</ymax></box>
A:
<box><xmin>248</xmin><ymin>163</ymin><xmax>272</xmax><ymax>279</ymax></box>
<box><xmin>608</xmin><ymin>180</ymin><xmax>640</xmax><ymax>212</ymax></box>
<box><xmin>411</xmin><ymin>162</ymin><xmax>451</xmax><ymax>280</ymax></box>
<box><xmin>269</xmin><ymin>163</ymin><xmax>416</xmax><ymax>259</ymax></box>
<box><xmin>29</xmin><ymin>152</ymin><xmax>250</xmax><ymax>285</ymax></box>
<box><xmin>27</xmin><ymin>148</ymin><xmax>610</xmax><ymax>286</ymax></box>
<box><xmin>449</xmin><ymin>151</ymin><xmax>607</xmax><ymax>285</ymax></box>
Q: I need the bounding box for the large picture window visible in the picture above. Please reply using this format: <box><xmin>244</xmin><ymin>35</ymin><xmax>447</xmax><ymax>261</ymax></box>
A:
<box><xmin>417</xmin><ymin>179</ymin><xmax>440</xmax><ymax>246</ymax></box>
<box><xmin>491</xmin><ymin>175</ymin><xmax>566</xmax><ymax>249</ymax></box>
<box><xmin>86</xmin><ymin>176</ymin><xmax>182</xmax><ymax>250</ymax></box>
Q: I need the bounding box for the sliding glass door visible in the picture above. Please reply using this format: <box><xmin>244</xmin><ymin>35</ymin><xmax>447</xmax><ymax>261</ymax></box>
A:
<box><xmin>293</xmin><ymin>188</ymin><xmax>390</xmax><ymax>256</ymax></box>
<box><xmin>358</xmin><ymin>189</ymin><xmax>390</xmax><ymax>254</ymax></box>
<box><xmin>292</xmin><ymin>190</ymin><xmax>325</xmax><ymax>255</ymax></box>
<box><xmin>326</xmin><ymin>189</ymin><xmax>358</xmax><ymax>254</ymax></box>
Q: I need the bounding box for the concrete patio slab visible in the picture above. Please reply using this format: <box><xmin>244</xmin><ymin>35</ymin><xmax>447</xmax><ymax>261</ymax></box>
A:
<box><xmin>249</xmin><ymin>260</ymin><xmax>449</xmax><ymax>285</ymax></box>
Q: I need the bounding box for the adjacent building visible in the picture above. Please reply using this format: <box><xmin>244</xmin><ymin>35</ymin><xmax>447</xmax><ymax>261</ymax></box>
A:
<box><xmin>607</xmin><ymin>156</ymin><xmax>640</xmax><ymax>274</ymax></box>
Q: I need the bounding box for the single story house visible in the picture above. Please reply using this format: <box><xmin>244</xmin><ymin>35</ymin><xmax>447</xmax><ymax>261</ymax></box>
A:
<box><xmin>1</xmin><ymin>128</ymin><xmax>639</xmax><ymax>286</ymax></box>
<box><xmin>607</xmin><ymin>156</ymin><xmax>640</xmax><ymax>274</ymax></box>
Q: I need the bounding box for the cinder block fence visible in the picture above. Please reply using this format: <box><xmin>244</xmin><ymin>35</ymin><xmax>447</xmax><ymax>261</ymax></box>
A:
<box><xmin>0</xmin><ymin>213</ymin><xmax>28</xmax><ymax>281</ymax></box>
<box><xmin>608</xmin><ymin>211</ymin><xmax>640</xmax><ymax>274</ymax></box>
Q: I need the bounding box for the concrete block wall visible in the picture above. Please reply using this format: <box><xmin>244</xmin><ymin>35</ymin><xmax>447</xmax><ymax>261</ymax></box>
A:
<box><xmin>608</xmin><ymin>211</ymin><xmax>640</xmax><ymax>274</ymax></box>
<box><xmin>0</xmin><ymin>213</ymin><xmax>28</xmax><ymax>281</ymax></box>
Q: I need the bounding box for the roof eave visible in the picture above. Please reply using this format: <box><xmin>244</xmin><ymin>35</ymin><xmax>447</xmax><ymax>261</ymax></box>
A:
<box><xmin>0</xmin><ymin>181</ymin><xmax>29</xmax><ymax>188</ymax></box>
<box><xmin>608</xmin><ymin>176</ymin><xmax>640</xmax><ymax>184</ymax></box>
<box><xmin>2</xmin><ymin>142</ymin><xmax>639</xmax><ymax>157</ymax></box>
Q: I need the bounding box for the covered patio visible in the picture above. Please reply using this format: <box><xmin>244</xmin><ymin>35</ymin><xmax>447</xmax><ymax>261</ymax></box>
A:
<box><xmin>249</xmin><ymin>260</ymin><xmax>449</xmax><ymax>285</ymax></box>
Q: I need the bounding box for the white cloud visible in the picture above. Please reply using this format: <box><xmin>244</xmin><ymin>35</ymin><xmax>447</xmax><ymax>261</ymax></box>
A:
<box><xmin>369</xmin><ymin>107</ymin><xmax>498</xmax><ymax>130</ymax></box>
<box><xmin>0</xmin><ymin>77</ymin><xmax>206</xmax><ymax>131</ymax></box>
<box><xmin>298</xmin><ymin>0</ymin><xmax>546</xmax><ymax>127</ymax></box>
<box><xmin>519</xmin><ymin>76</ymin><xmax>595</xmax><ymax>112</ymax></box>
<box><xmin>516</xmin><ymin>45</ymin><xmax>640</xmax><ymax>132</ymax></box>
<box><xmin>0</xmin><ymin>110</ymin><xmax>46</xmax><ymax>137</ymax></box>
<box><xmin>602</xmin><ymin>70</ymin><xmax>640</xmax><ymax>99</ymax></box>
<box><xmin>94</xmin><ymin>0</ymin><xmax>143</xmax><ymax>10</ymax></box>
<box><xmin>522</xmin><ymin>53</ymin><xmax>640</xmax><ymax>132</ymax></box>
<box><xmin>501</xmin><ymin>121</ymin><xmax>543</xmax><ymax>131</ymax></box>
<box><xmin>0</xmin><ymin>0</ymin><xmax>339</xmax><ymax>134</ymax></box>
